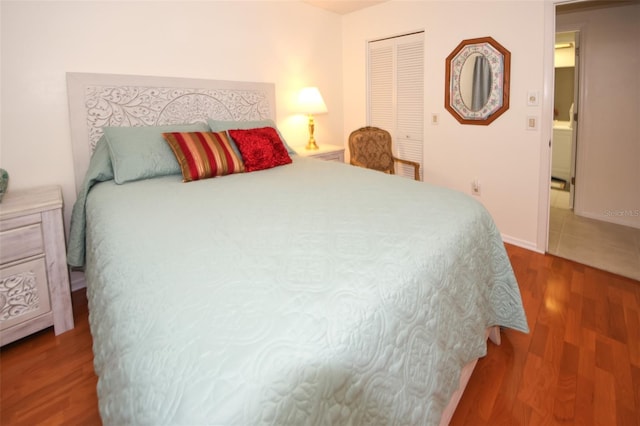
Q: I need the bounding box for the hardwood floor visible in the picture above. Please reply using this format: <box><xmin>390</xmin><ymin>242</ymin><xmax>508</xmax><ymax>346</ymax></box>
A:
<box><xmin>0</xmin><ymin>289</ymin><xmax>100</xmax><ymax>425</ymax></box>
<box><xmin>452</xmin><ymin>244</ymin><xmax>640</xmax><ymax>426</ymax></box>
<box><xmin>1</xmin><ymin>244</ymin><xmax>638</xmax><ymax>425</ymax></box>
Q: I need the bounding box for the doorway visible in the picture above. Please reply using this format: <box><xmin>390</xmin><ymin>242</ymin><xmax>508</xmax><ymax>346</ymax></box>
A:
<box><xmin>546</xmin><ymin>2</ymin><xmax>640</xmax><ymax>281</ymax></box>
<box><xmin>549</xmin><ymin>30</ymin><xmax>578</xmax><ymax>211</ymax></box>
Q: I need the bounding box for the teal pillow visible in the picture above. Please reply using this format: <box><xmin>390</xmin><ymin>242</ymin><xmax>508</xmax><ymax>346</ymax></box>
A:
<box><xmin>207</xmin><ymin>119</ymin><xmax>296</xmax><ymax>156</ymax></box>
<box><xmin>104</xmin><ymin>123</ymin><xmax>210</xmax><ymax>184</ymax></box>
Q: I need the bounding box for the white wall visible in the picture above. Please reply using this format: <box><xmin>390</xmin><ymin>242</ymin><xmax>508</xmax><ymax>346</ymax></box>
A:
<box><xmin>557</xmin><ymin>4</ymin><xmax>640</xmax><ymax>229</ymax></box>
<box><xmin>1</xmin><ymin>1</ymin><xmax>343</xmax><ymax>228</ymax></box>
<box><xmin>342</xmin><ymin>1</ymin><xmax>547</xmax><ymax>250</ymax></box>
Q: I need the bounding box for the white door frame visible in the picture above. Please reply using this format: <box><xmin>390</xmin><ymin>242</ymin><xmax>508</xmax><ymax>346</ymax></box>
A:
<box><xmin>537</xmin><ymin>0</ymin><xmax>589</xmax><ymax>253</ymax></box>
<box><xmin>567</xmin><ymin>29</ymin><xmax>580</xmax><ymax>209</ymax></box>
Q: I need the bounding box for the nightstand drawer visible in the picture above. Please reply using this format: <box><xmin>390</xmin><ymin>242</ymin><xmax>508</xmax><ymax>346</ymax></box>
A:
<box><xmin>0</xmin><ymin>223</ymin><xmax>44</xmax><ymax>265</ymax></box>
<box><xmin>295</xmin><ymin>144</ymin><xmax>345</xmax><ymax>163</ymax></box>
<box><xmin>315</xmin><ymin>151</ymin><xmax>344</xmax><ymax>162</ymax></box>
<box><xmin>0</xmin><ymin>257</ymin><xmax>51</xmax><ymax>331</ymax></box>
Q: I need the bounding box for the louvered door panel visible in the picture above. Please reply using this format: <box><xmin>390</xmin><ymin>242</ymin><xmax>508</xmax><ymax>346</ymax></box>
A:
<box><xmin>368</xmin><ymin>32</ymin><xmax>424</xmax><ymax>180</ymax></box>
<box><xmin>368</xmin><ymin>43</ymin><xmax>394</xmax><ymax>132</ymax></box>
<box><xmin>396</xmin><ymin>36</ymin><xmax>424</xmax><ymax>179</ymax></box>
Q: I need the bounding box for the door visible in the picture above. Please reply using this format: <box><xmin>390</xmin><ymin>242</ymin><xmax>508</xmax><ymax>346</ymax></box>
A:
<box><xmin>367</xmin><ymin>31</ymin><xmax>424</xmax><ymax>180</ymax></box>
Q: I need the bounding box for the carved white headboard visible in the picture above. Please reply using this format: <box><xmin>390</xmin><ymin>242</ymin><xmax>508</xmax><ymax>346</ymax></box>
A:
<box><xmin>66</xmin><ymin>72</ymin><xmax>276</xmax><ymax>192</ymax></box>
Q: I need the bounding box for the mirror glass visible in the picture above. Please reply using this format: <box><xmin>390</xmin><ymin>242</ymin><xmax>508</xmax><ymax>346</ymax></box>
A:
<box><xmin>460</xmin><ymin>53</ymin><xmax>493</xmax><ymax>111</ymax></box>
<box><xmin>445</xmin><ymin>37</ymin><xmax>510</xmax><ymax>125</ymax></box>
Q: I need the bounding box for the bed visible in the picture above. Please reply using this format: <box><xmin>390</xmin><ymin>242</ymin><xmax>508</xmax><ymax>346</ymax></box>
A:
<box><xmin>66</xmin><ymin>73</ymin><xmax>528</xmax><ymax>425</ymax></box>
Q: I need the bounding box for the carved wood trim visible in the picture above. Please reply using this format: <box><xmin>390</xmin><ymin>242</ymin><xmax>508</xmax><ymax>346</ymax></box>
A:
<box><xmin>67</xmin><ymin>73</ymin><xmax>277</xmax><ymax>192</ymax></box>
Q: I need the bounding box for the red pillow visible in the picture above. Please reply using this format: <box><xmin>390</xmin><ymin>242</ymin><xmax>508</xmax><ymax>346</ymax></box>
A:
<box><xmin>163</xmin><ymin>131</ymin><xmax>245</xmax><ymax>182</ymax></box>
<box><xmin>227</xmin><ymin>127</ymin><xmax>292</xmax><ymax>172</ymax></box>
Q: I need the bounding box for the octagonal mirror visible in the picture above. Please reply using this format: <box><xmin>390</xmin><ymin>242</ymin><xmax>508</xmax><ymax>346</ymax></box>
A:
<box><xmin>445</xmin><ymin>37</ymin><xmax>511</xmax><ymax>125</ymax></box>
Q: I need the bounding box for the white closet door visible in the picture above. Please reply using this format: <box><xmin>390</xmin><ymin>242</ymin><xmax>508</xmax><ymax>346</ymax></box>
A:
<box><xmin>368</xmin><ymin>32</ymin><xmax>424</xmax><ymax>180</ymax></box>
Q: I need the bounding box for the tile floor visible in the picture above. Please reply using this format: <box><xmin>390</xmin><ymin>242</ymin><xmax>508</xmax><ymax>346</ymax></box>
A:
<box><xmin>548</xmin><ymin>188</ymin><xmax>640</xmax><ymax>281</ymax></box>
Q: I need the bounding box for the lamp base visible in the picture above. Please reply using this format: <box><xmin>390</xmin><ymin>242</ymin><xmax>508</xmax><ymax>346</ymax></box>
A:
<box><xmin>305</xmin><ymin>115</ymin><xmax>319</xmax><ymax>150</ymax></box>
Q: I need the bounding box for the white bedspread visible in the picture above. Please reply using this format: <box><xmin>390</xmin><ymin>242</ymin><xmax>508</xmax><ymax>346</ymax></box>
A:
<box><xmin>70</xmin><ymin>156</ymin><xmax>528</xmax><ymax>425</ymax></box>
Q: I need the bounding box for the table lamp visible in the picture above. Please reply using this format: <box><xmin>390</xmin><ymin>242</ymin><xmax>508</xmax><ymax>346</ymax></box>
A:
<box><xmin>298</xmin><ymin>87</ymin><xmax>328</xmax><ymax>150</ymax></box>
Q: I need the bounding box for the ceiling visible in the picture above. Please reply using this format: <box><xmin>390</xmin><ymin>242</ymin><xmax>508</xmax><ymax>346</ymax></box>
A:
<box><xmin>304</xmin><ymin>0</ymin><xmax>638</xmax><ymax>15</ymax></box>
<box><xmin>556</xmin><ymin>0</ymin><xmax>640</xmax><ymax>13</ymax></box>
<box><xmin>302</xmin><ymin>0</ymin><xmax>388</xmax><ymax>15</ymax></box>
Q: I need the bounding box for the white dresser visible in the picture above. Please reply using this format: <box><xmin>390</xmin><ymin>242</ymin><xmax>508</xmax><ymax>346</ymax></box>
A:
<box><xmin>0</xmin><ymin>185</ymin><xmax>74</xmax><ymax>345</ymax></box>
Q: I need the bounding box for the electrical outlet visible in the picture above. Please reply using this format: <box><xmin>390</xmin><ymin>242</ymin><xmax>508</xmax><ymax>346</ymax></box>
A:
<box><xmin>471</xmin><ymin>178</ymin><xmax>481</xmax><ymax>196</ymax></box>
<box><xmin>431</xmin><ymin>113</ymin><xmax>439</xmax><ymax>125</ymax></box>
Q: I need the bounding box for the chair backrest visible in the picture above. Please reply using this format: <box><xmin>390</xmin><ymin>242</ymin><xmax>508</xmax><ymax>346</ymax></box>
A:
<box><xmin>348</xmin><ymin>126</ymin><xmax>395</xmax><ymax>174</ymax></box>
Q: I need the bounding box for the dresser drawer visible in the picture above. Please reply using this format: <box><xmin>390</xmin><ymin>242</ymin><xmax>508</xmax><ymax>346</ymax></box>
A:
<box><xmin>0</xmin><ymin>223</ymin><xmax>44</xmax><ymax>265</ymax></box>
<box><xmin>0</xmin><ymin>257</ymin><xmax>51</xmax><ymax>331</ymax></box>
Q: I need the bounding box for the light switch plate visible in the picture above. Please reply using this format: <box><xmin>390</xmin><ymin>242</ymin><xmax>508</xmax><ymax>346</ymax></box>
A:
<box><xmin>527</xmin><ymin>91</ymin><xmax>539</xmax><ymax>106</ymax></box>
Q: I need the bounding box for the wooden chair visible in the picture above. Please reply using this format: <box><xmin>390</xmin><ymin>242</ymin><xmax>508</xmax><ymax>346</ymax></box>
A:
<box><xmin>348</xmin><ymin>126</ymin><xmax>420</xmax><ymax>181</ymax></box>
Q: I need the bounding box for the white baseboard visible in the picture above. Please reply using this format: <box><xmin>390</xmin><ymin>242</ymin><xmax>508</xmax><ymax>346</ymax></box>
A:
<box><xmin>574</xmin><ymin>209</ymin><xmax>640</xmax><ymax>230</ymax></box>
<box><xmin>501</xmin><ymin>234</ymin><xmax>544</xmax><ymax>254</ymax></box>
<box><xmin>70</xmin><ymin>270</ymin><xmax>86</xmax><ymax>291</ymax></box>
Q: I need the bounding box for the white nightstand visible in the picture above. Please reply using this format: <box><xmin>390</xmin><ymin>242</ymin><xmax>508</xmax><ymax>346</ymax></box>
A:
<box><xmin>295</xmin><ymin>144</ymin><xmax>345</xmax><ymax>163</ymax></box>
<box><xmin>0</xmin><ymin>185</ymin><xmax>74</xmax><ymax>345</ymax></box>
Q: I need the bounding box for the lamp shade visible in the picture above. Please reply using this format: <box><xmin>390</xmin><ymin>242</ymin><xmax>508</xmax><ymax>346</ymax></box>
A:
<box><xmin>298</xmin><ymin>87</ymin><xmax>328</xmax><ymax>115</ymax></box>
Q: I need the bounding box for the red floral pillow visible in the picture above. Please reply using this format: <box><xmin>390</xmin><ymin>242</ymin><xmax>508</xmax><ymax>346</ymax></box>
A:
<box><xmin>228</xmin><ymin>127</ymin><xmax>292</xmax><ymax>172</ymax></box>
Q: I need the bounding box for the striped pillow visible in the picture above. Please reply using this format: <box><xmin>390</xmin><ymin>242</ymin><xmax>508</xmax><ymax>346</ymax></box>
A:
<box><xmin>162</xmin><ymin>131</ymin><xmax>245</xmax><ymax>182</ymax></box>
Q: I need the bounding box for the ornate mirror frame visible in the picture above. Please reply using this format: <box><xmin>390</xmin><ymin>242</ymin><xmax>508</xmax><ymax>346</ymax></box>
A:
<box><xmin>445</xmin><ymin>37</ymin><xmax>511</xmax><ymax>125</ymax></box>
